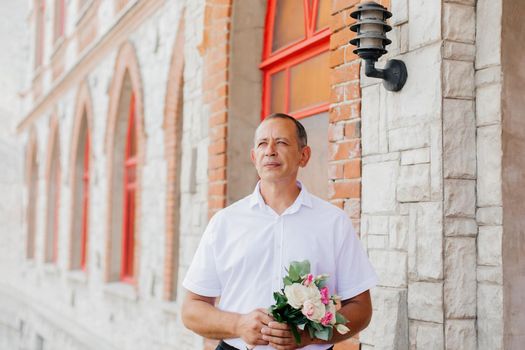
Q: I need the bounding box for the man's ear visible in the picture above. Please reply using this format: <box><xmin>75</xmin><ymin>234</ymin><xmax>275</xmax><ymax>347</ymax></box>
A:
<box><xmin>299</xmin><ymin>146</ymin><xmax>311</xmax><ymax>168</ymax></box>
<box><xmin>250</xmin><ymin>148</ymin><xmax>256</xmax><ymax>165</ymax></box>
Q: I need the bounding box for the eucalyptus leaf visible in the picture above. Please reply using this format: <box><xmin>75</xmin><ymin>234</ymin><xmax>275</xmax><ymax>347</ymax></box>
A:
<box><xmin>335</xmin><ymin>312</ymin><xmax>348</xmax><ymax>324</ymax></box>
<box><xmin>314</xmin><ymin>327</ymin><xmax>330</xmax><ymax>341</ymax></box>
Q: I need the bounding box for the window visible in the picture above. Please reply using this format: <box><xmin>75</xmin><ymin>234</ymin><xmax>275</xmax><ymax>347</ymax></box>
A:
<box><xmin>121</xmin><ymin>93</ymin><xmax>137</xmax><ymax>282</ymax></box>
<box><xmin>26</xmin><ymin>136</ymin><xmax>38</xmax><ymax>260</ymax></box>
<box><xmin>53</xmin><ymin>0</ymin><xmax>66</xmax><ymax>42</ymax></box>
<box><xmin>261</xmin><ymin>0</ymin><xmax>331</xmax><ymax>198</ymax></box>
<box><xmin>71</xmin><ymin>113</ymin><xmax>90</xmax><ymax>270</ymax></box>
<box><xmin>45</xmin><ymin>128</ymin><xmax>61</xmax><ymax>263</ymax></box>
<box><xmin>35</xmin><ymin>0</ymin><xmax>45</xmax><ymax>68</ymax></box>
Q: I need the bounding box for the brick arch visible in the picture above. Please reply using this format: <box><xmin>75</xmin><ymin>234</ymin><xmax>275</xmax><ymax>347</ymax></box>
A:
<box><xmin>25</xmin><ymin>127</ymin><xmax>39</xmax><ymax>260</ymax></box>
<box><xmin>44</xmin><ymin>113</ymin><xmax>61</xmax><ymax>263</ymax></box>
<box><xmin>68</xmin><ymin>82</ymin><xmax>94</xmax><ymax>270</ymax></box>
<box><xmin>162</xmin><ymin>18</ymin><xmax>184</xmax><ymax>301</ymax></box>
<box><xmin>105</xmin><ymin>41</ymin><xmax>146</xmax><ymax>283</ymax></box>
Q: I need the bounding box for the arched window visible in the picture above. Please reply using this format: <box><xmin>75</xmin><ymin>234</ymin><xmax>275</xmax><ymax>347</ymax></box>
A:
<box><xmin>121</xmin><ymin>92</ymin><xmax>137</xmax><ymax>282</ymax></box>
<box><xmin>45</xmin><ymin>125</ymin><xmax>61</xmax><ymax>263</ymax></box>
<box><xmin>26</xmin><ymin>133</ymin><xmax>39</xmax><ymax>260</ymax></box>
<box><xmin>53</xmin><ymin>0</ymin><xmax>66</xmax><ymax>42</ymax></box>
<box><xmin>71</xmin><ymin>112</ymin><xmax>90</xmax><ymax>271</ymax></box>
<box><xmin>261</xmin><ymin>0</ymin><xmax>331</xmax><ymax>198</ymax></box>
<box><xmin>35</xmin><ymin>0</ymin><xmax>45</xmax><ymax>68</ymax></box>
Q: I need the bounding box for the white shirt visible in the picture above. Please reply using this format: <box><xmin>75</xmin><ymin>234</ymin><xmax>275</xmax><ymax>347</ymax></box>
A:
<box><xmin>183</xmin><ymin>182</ymin><xmax>378</xmax><ymax>350</ymax></box>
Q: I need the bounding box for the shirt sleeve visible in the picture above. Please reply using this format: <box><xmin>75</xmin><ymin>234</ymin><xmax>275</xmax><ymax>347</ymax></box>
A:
<box><xmin>335</xmin><ymin>217</ymin><xmax>378</xmax><ymax>301</ymax></box>
<box><xmin>182</xmin><ymin>215</ymin><xmax>222</xmax><ymax>297</ymax></box>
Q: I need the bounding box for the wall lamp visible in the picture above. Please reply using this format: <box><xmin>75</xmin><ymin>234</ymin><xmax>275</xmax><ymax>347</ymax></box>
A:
<box><xmin>349</xmin><ymin>2</ymin><xmax>407</xmax><ymax>92</ymax></box>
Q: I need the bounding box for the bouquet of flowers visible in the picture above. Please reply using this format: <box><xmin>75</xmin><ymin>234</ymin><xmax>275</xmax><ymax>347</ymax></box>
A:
<box><xmin>268</xmin><ymin>260</ymin><xmax>350</xmax><ymax>345</ymax></box>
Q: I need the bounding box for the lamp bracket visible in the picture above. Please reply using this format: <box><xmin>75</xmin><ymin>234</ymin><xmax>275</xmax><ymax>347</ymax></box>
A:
<box><xmin>364</xmin><ymin>58</ymin><xmax>407</xmax><ymax>92</ymax></box>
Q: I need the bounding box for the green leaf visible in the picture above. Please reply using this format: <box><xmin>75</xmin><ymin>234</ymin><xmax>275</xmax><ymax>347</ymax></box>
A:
<box><xmin>307</xmin><ymin>325</ymin><xmax>316</xmax><ymax>339</ymax></box>
<box><xmin>335</xmin><ymin>312</ymin><xmax>348</xmax><ymax>324</ymax></box>
<box><xmin>287</xmin><ymin>260</ymin><xmax>311</xmax><ymax>282</ymax></box>
<box><xmin>290</xmin><ymin>324</ymin><xmax>302</xmax><ymax>345</ymax></box>
<box><xmin>314</xmin><ymin>327</ymin><xmax>331</xmax><ymax>341</ymax></box>
<box><xmin>283</xmin><ymin>276</ymin><xmax>293</xmax><ymax>286</ymax></box>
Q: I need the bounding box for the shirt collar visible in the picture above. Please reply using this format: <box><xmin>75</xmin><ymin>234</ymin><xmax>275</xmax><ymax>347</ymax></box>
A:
<box><xmin>249</xmin><ymin>180</ymin><xmax>313</xmax><ymax>212</ymax></box>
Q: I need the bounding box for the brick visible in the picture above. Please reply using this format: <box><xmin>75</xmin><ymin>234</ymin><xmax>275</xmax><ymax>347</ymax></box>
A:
<box><xmin>344</xmin><ymin>120</ymin><xmax>361</xmax><ymax>139</ymax></box>
<box><xmin>210</xmin><ymin>125</ymin><xmax>227</xmax><ymax>141</ymax></box>
<box><xmin>329</xmin><ymin>163</ymin><xmax>344</xmax><ymax>179</ymax></box>
<box><xmin>209</xmin><ymin>111</ymin><xmax>228</xmax><ymax>126</ymax></box>
<box><xmin>343</xmin><ymin>159</ymin><xmax>361</xmax><ymax>178</ymax></box>
<box><xmin>344</xmin><ymin>82</ymin><xmax>360</xmax><ymax>100</ymax></box>
<box><xmin>208</xmin><ymin>139</ymin><xmax>226</xmax><ymax>155</ymax></box>
<box><xmin>331</xmin><ymin>63</ymin><xmax>360</xmax><ymax>85</ymax></box>
<box><xmin>208</xmin><ymin>153</ymin><xmax>226</xmax><ymax>169</ymax></box>
<box><xmin>330</xmin><ymin>140</ymin><xmax>361</xmax><ymax>160</ymax></box>
<box><xmin>330</xmin><ymin>85</ymin><xmax>345</xmax><ymax>103</ymax></box>
<box><xmin>344</xmin><ymin>45</ymin><xmax>358</xmax><ymax>63</ymax></box>
<box><xmin>209</xmin><ymin>168</ymin><xmax>227</xmax><ymax>182</ymax></box>
<box><xmin>330</xmin><ymin>199</ymin><xmax>345</xmax><ymax>209</ymax></box>
<box><xmin>211</xmin><ymin>5</ymin><xmax>231</xmax><ymax>20</ymax></box>
<box><xmin>330</xmin><ymin>47</ymin><xmax>345</xmax><ymax>68</ymax></box>
<box><xmin>332</xmin><ymin>0</ymin><xmax>360</xmax><ymax>15</ymax></box>
<box><xmin>208</xmin><ymin>182</ymin><xmax>227</xmax><ymax>196</ymax></box>
<box><xmin>329</xmin><ymin>180</ymin><xmax>361</xmax><ymax>199</ymax></box>
<box><xmin>328</xmin><ymin>123</ymin><xmax>344</xmax><ymax>141</ymax></box>
<box><xmin>329</xmin><ymin>102</ymin><xmax>360</xmax><ymax>122</ymax></box>
<box><xmin>330</xmin><ymin>29</ymin><xmax>353</xmax><ymax>50</ymax></box>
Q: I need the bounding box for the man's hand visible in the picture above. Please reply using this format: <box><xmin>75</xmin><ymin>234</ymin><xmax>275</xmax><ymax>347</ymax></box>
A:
<box><xmin>261</xmin><ymin>321</ymin><xmax>315</xmax><ymax>350</ymax></box>
<box><xmin>235</xmin><ymin>309</ymin><xmax>273</xmax><ymax>347</ymax></box>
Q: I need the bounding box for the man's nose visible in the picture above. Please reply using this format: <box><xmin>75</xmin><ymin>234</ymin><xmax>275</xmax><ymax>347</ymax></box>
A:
<box><xmin>265</xmin><ymin>140</ymin><xmax>277</xmax><ymax>156</ymax></box>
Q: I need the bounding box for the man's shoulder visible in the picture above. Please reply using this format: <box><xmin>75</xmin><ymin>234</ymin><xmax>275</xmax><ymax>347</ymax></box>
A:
<box><xmin>307</xmin><ymin>192</ymin><xmax>348</xmax><ymax>219</ymax></box>
<box><xmin>213</xmin><ymin>193</ymin><xmax>254</xmax><ymax>218</ymax></box>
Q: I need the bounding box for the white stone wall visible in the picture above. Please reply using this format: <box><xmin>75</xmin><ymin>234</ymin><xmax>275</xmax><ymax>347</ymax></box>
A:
<box><xmin>358</xmin><ymin>0</ymin><xmax>500</xmax><ymax>349</ymax></box>
<box><xmin>1</xmin><ymin>1</ymin><xmax>208</xmax><ymax>349</ymax></box>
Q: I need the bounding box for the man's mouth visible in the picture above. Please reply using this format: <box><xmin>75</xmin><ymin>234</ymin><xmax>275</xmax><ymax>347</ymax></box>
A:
<box><xmin>264</xmin><ymin>162</ymin><xmax>281</xmax><ymax>168</ymax></box>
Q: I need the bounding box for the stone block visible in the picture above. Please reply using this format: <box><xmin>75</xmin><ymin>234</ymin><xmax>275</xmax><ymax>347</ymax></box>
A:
<box><xmin>444</xmin><ymin>179</ymin><xmax>476</xmax><ymax>218</ymax></box>
<box><xmin>361</xmin><ymin>287</ymin><xmax>408</xmax><ymax>349</ymax></box>
<box><xmin>408</xmin><ymin>202</ymin><xmax>443</xmax><ymax>280</ymax></box>
<box><xmin>476</xmin><ymin>206</ymin><xmax>502</xmax><ymax>226</ymax></box>
<box><xmin>442</xmin><ymin>41</ymin><xmax>475</xmax><ymax>62</ymax></box>
<box><xmin>385</xmin><ymin>44</ymin><xmax>441</xmax><ymax>127</ymax></box>
<box><xmin>408</xmin><ymin>282</ymin><xmax>443</xmax><ymax>323</ymax></box>
<box><xmin>443</xmin><ymin>99</ymin><xmax>476</xmax><ymax>179</ymax></box>
<box><xmin>477</xmin><ymin>265</ymin><xmax>502</xmax><ymax>285</ymax></box>
<box><xmin>444</xmin><ymin>238</ymin><xmax>476</xmax><ymax>318</ymax></box>
<box><xmin>445</xmin><ymin>320</ymin><xmax>476</xmax><ymax>350</ymax></box>
<box><xmin>475</xmin><ymin>66</ymin><xmax>501</xmax><ymax>87</ymax></box>
<box><xmin>367</xmin><ymin>235</ymin><xmax>388</xmax><ymax>249</ymax></box>
<box><xmin>413</xmin><ymin>322</ymin><xmax>444</xmax><ymax>350</ymax></box>
<box><xmin>477</xmin><ymin>226</ymin><xmax>502</xmax><ymax>266</ymax></box>
<box><xmin>367</xmin><ymin>216</ymin><xmax>389</xmax><ymax>235</ymax></box>
<box><xmin>408</xmin><ymin>0</ymin><xmax>441</xmax><ymax>50</ymax></box>
<box><xmin>443</xmin><ymin>60</ymin><xmax>475</xmax><ymax>99</ymax></box>
<box><xmin>476</xmin><ymin>0</ymin><xmax>502</xmax><ymax>69</ymax></box>
<box><xmin>477</xmin><ymin>284</ymin><xmax>503</xmax><ymax>349</ymax></box>
<box><xmin>362</xmin><ymin>152</ymin><xmax>400</xmax><ymax>165</ymax></box>
<box><xmin>369</xmin><ymin>250</ymin><xmax>407</xmax><ymax>288</ymax></box>
<box><xmin>391</xmin><ymin>0</ymin><xmax>408</xmax><ymax>25</ymax></box>
<box><xmin>429</xmin><ymin>120</ymin><xmax>443</xmax><ymax>201</ymax></box>
<box><xmin>362</xmin><ymin>85</ymin><xmax>381</xmax><ymax>156</ymax></box>
<box><xmin>444</xmin><ymin>218</ymin><xmax>477</xmax><ymax>237</ymax></box>
<box><xmin>389</xmin><ymin>124</ymin><xmax>429</xmax><ymax>152</ymax></box>
<box><xmin>443</xmin><ymin>3</ymin><xmax>475</xmax><ymax>43</ymax></box>
<box><xmin>477</xmin><ymin>125</ymin><xmax>502</xmax><ymax>206</ymax></box>
<box><xmin>401</xmin><ymin>148</ymin><xmax>429</xmax><ymax>165</ymax></box>
<box><xmin>389</xmin><ymin>216</ymin><xmax>409</xmax><ymax>251</ymax></box>
<box><xmin>362</xmin><ymin>161</ymin><xmax>399</xmax><ymax>214</ymax></box>
<box><xmin>397</xmin><ymin>164</ymin><xmax>430</xmax><ymax>202</ymax></box>
<box><xmin>476</xmin><ymin>84</ymin><xmax>501</xmax><ymax>126</ymax></box>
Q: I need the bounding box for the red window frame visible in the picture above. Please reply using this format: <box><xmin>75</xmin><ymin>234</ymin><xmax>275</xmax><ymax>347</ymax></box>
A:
<box><xmin>80</xmin><ymin>130</ymin><xmax>90</xmax><ymax>271</ymax></box>
<box><xmin>54</xmin><ymin>0</ymin><xmax>66</xmax><ymax>42</ymax></box>
<box><xmin>260</xmin><ymin>0</ymin><xmax>331</xmax><ymax>120</ymax></box>
<box><xmin>35</xmin><ymin>0</ymin><xmax>46</xmax><ymax>68</ymax></box>
<box><xmin>121</xmin><ymin>93</ymin><xmax>137</xmax><ymax>283</ymax></box>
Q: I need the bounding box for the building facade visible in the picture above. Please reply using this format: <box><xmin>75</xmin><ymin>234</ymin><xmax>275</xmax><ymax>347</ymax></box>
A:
<box><xmin>0</xmin><ymin>0</ymin><xmax>523</xmax><ymax>349</ymax></box>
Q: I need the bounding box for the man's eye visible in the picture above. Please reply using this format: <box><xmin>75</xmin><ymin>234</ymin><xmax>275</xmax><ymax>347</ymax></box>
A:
<box><xmin>258</xmin><ymin>142</ymin><xmax>267</xmax><ymax>147</ymax></box>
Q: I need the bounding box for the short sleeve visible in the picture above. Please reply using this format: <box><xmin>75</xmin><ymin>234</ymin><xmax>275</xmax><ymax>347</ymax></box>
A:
<box><xmin>335</xmin><ymin>217</ymin><xmax>378</xmax><ymax>300</ymax></box>
<box><xmin>182</xmin><ymin>216</ymin><xmax>222</xmax><ymax>297</ymax></box>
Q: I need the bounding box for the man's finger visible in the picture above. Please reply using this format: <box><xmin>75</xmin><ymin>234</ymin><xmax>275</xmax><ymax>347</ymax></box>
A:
<box><xmin>256</xmin><ymin>309</ymin><xmax>273</xmax><ymax>325</ymax></box>
<box><xmin>261</xmin><ymin>326</ymin><xmax>292</xmax><ymax>338</ymax></box>
<box><xmin>268</xmin><ymin>321</ymin><xmax>290</xmax><ymax>330</ymax></box>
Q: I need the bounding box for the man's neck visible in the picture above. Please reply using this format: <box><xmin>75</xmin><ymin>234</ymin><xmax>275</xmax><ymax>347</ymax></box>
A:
<box><xmin>259</xmin><ymin>179</ymin><xmax>301</xmax><ymax>215</ymax></box>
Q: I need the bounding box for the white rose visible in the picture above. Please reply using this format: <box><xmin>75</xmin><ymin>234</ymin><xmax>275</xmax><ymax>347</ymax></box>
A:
<box><xmin>327</xmin><ymin>301</ymin><xmax>337</xmax><ymax>325</ymax></box>
<box><xmin>301</xmin><ymin>299</ymin><xmax>326</xmax><ymax>322</ymax></box>
<box><xmin>304</xmin><ymin>285</ymin><xmax>322</xmax><ymax>301</ymax></box>
<box><xmin>284</xmin><ymin>283</ymin><xmax>309</xmax><ymax>309</ymax></box>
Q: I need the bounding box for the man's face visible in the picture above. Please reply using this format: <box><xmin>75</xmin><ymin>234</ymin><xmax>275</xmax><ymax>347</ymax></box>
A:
<box><xmin>250</xmin><ymin>118</ymin><xmax>311</xmax><ymax>183</ymax></box>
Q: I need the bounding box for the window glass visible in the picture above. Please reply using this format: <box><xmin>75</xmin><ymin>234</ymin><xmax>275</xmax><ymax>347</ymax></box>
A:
<box><xmin>270</xmin><ymin>70</ymin><xmax>287</xmax><ymax>113</ymax></box>
<box><xmin>315</xmin><ymin>0</ymin><xmax>330</xmax><ymax>31</ymax></box>
<box><xmin>272</xmin><ymin>0</ymin><xmax>305</xmax><ymax>52</ymax></box>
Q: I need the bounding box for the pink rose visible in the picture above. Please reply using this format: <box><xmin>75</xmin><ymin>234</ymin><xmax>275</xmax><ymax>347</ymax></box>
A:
<box><xmin>320</xmin><ymin>287</ymin><xmax>330</xmax><ymax>305</ymax></box>
<box><xmin>303</xmin><ymin>274</ymin><xmax>314</xmax><ymax>286</ymax></box>
<box><xmin>301</xmin><ymin>299</ymin><xmax>325</xmax><ymax>322</ymax></box>
<box><xmin>320</xmin><ymin>312</ymin><xmax>333</xmax><ymax>326</ymax></box>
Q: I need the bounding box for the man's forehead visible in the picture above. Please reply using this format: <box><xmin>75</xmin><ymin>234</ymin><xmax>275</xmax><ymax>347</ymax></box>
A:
<box><xmin>255</xmin><ymin>118</ymin><xmax>296</xmax><ymax>139</ymax></box>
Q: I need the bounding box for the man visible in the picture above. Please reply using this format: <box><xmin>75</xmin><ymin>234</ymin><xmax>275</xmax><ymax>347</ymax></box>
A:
<box><xmin>182</xmin><ymin>113</ymin><xmax>377</xmax><ymax>350</ymax></box>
